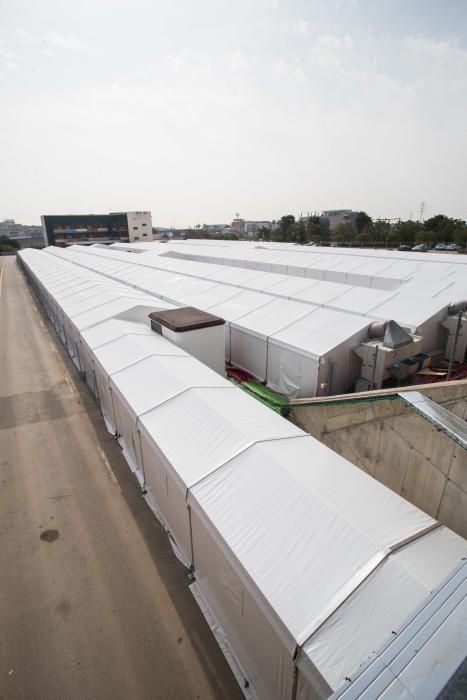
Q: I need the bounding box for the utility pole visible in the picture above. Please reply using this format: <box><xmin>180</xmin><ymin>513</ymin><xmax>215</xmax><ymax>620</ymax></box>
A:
<box><xmin>419</xmin><ymin>201</ymin><xmax>426</xmax><ymax>223</ymax></box>
<box><xmin>447</xmin><ymin>311</ymin><xmax>463</xmax><ymax>381</ymax></box>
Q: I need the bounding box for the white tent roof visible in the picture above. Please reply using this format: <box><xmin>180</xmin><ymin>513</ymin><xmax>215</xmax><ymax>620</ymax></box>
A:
<box><xmin>42</xmin><ymin>244</ymin><xmax>467</xmax><ymax>343</ymax></box>
<box><xmin>189</xmin><ymin>434</ymin><xmax>444</xmax><ymax>653</ymax></box>
<box><xmin>206</xmin><ymin>290</ymin><xmax>274</xmax><ymax>322</ymax></box>
<box><xmin>51</xmin><ymin>280</ymin><xmax>122</xmax><ymax>302</ymax></box>
<box><xmin>189</xmin><ymin>436</ymin><xmax>465</xmax><ymax>685</ymax></box>
<box><xmin>230</xmin><ymin>298</ymin><xmax>317</xmax><ymax>338</ymax></box>
<box><xmin>139</xmin><ymin>386</ymin><xmax>304</xmax><ymax>490</ymax></box>
<box><xmin>368</xmin><ymin>294</ymin><xmax>449</xmax><ymax>330</ymax></box>
<box><xmin>71</xmin><ymin>297</ymin><xmax>157</xmax><ymax>331</ymax></box>
<box><xmin>293</xmin><ymin>280</ymin><xmax>351</xmax><ymax>305</ymax></box>
<box><xmin>81</xmin><ymin>316</ymin><xmax>154</xmax><ymax>349</ymax></box>
<box><xmin>328</xmin><ymin>286</ymin><xmax>397</xmax><ymax>315</ymax></box>
<box><xmin>93</xmin><ymin>332</ymin><xmax>187</xmax><ymax>375</ymax></box>
<box><xmin>266</xmin><ymin>276</ymin><xmax>320</xmax><ymax>299</ymax></box>
<box><xmin>189</xmin><ymin>284</ymin><xmax>240</xmax><ymax>308</ymax></box>
<box><xmin>271</xmin><ymin>307</ymin><xmax>370</xmax><ymax>358</ymax></box>
<box><xmin>110</xmin><ymin>354</ymin><xmax>231</xmax><ymax>418</ymax></box>
<box><xmin>60</xmin><ymin>288</ymin><xmax>141</xmax><ymax>316</ymax></box>
<box><xmin>299</xmin><ymin>525</ymin><xmax>466</xmax><ymax>691</ymax></box>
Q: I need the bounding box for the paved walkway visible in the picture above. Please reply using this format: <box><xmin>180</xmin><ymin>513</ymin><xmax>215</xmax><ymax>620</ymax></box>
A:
<box><xmin>0</xmin><ymin>256</ymin><xmax>242</xmax><ymax>700</ymax></box>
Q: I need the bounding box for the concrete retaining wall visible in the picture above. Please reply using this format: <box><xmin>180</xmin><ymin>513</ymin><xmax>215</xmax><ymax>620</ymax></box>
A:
<box><xmin>290</xmin><ymin>381</ymin><xmax>467</xmax><ymax>538</ymax></box>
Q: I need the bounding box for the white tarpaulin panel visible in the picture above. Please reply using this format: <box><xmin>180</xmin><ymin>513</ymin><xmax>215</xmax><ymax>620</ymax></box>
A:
<box><xmin>139</xmin><ymin>386</ymin><xmax>304</xmax><ymax>564</ymax></box>
<box><xmin>230</xmin><ymin>299</ymin><xmax>317</xmax><ymax>380</ymax></box>
<box><xmin>40</xmin><ymin>241</ymin><xmax>467</xmax><ymax>398</ymax></box>
<box><xmin>297</xmin><ymin>527</ymin><xmax>466</xmax><ymax>695</ymax></box>
<box><xmin>109</xmin><ymin>355</ymin><xmax>231</xmax><ymax>482</ymax></box>
<box><xmin>188</xmin><ymin>435</ymin><xmax>461</xmax><ymax>700</ymax></box>
<box><xmin>91</xmin><ymin>333</ymin><xmax>187</xmax><ymax>433</ymax></box>
<box><xmin>17</xmin><ymin>247</ymin><xmax>467</xmax><ymax>700</ymax></box>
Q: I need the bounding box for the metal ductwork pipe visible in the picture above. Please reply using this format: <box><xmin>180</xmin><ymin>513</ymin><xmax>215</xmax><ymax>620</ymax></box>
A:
<box><xmin>447</xmin><ymin>300</ymin><xmax>467</xmax><ymax>315</ymax></box>
<box><xmin>368</xmin><ymin>320</ymin><xmax>388</xmax><ymax>339</ymax></box>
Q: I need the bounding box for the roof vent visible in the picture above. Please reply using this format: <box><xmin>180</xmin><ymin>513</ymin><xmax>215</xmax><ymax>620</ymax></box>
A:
<box><xmin>383</xmin><ymin>320</ymin><xmax>413</xmax><ymax>349</ymax></box>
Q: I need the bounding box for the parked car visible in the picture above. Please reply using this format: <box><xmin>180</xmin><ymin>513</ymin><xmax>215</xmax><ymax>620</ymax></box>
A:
<box><xmin>412</xmin><ymin>243</ymin><xmax>428</xmax><ymax>252</ymax></box>
<box><xmin>435</xmin><ymin>243</ymin><xmax>447</xmax><ymax>250</ymax></box>
<box><xmin>398</xmin><ymin>244</ymin><xmax>412</xmax><ymax>251</ymax></box>
<box><xmin>447</xmin><ymin>243</ymin><xmax>463</xmax><ymax>251</ymax></box>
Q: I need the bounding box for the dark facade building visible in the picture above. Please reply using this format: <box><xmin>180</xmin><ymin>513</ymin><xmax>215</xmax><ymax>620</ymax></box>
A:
<box><xmin>41</xmin><ymin>211</ymin><xmax>152</xmax><ymax>247</ymax></box>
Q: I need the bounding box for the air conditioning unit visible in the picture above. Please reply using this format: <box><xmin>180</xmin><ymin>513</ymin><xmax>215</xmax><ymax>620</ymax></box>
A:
<box><xmin>149</xmin><ymin>307</ymin><xmax>226</xmax><ymax>376</ymax></box>
<box><xmin>354</xmin><ymin>320</ymin><xmax>423</xmax><ymax>391</ymax></box>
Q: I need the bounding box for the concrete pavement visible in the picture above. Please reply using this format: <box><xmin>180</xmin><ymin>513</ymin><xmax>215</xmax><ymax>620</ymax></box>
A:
<box><xmin>0</xmin><ymin>256</ymin><xmax>242</xmax><ymax>700</ymax></box>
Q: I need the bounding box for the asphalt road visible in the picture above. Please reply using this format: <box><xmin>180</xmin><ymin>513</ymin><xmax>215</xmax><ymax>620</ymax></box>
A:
<box><xmin>0</xmin><ymin>256</ymin><xmax>242</xmax><ymax>700</ymax></box>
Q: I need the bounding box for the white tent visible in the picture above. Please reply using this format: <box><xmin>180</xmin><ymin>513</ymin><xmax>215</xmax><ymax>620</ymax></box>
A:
<box><xmin>18</xmin><ymin>247</ymin><xmax>467</xmax><ymax>700</ymax></box>
<box><xmin>230</xmin><ymin>299</ymin><xmax>317</xmax><ymax>380</ymax></box>
<box><xmin>108</xmin><ymin>355</ymin><xmax>230</xmax><ymax>485</ymax></box>
<box><xmin>139</xmin><ymin>386</ymin><xmax>304</xmax><ymax>565</ymax></box>
<box><xmin>188</xmin><ymin>436</ymin><xmax>465</xmax><ymax>700</ymax></box>
<box><xmin>267</xmin><ymin>309</ymin><xmax>370</xmax><ymax>397</ymax></box>
<box><xmin>90</xmin><ymin>331</ymin><xmax>186</xmax><ymax>433</ymax></box>
<box><xmin>38</xmin><ymin>243</ymin><xmax>467</xmax><ymax>398</ymax></box>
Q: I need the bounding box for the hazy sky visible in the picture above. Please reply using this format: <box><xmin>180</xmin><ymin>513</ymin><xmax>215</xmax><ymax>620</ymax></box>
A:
<box><xmin>1</xmin><ymin>0</ymin><xmax>466</xmax><ymax>226</ymax></box>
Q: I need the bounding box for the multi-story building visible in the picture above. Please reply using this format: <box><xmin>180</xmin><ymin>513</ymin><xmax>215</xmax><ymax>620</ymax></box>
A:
<box><xmin>245</xmin><ymin>221</ymin><xmax>273</xmax><ymax>237</ymax></box>
<box><xmin>231</xmin><ymin>216</ymin><xmax>246</xmax><ymax>234</ymax></box>
<box><xmin>321</xmin><ymin>209</ymin><xmax>356</xmax><ymax>231</ymax></box>
<box><xmin>0</xmin><ymin>219</ymin><xmax>44</xmax><ymax>247</ymax></box>
<box><xmin>41</xmin><ymin>211</ymin><xmax>153</xmax><ymax>247</ymax></box>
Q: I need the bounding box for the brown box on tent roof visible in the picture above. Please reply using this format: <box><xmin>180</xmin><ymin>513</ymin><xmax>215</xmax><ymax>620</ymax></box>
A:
<box><xmin>149</xmin><ymin>307</ymin><xmax>225</xmax><ymax>334</ymax></box>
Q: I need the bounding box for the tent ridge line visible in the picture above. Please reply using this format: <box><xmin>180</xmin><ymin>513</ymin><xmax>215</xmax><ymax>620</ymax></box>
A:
<box><xmin>187</xmin><ymin>432</ymin><xmax>308</xmax><ymax>497</ymax></box>
<box><xmin>87</xmin><ymin>330</ymin><xmax>153</xmax><ymax>352</ymax></box>
<box><xmin>106</xmin><ymin>352</ymin><xmax>190</xmax><ymax>379</ymax></box>
<box><xmin>296</xmin><ymin>522</ymin><xmax>442</xmax><ymax>651</ymax></box>
<box><xmin>135</xmin><ymin>384</ymin><xmax>238</xmax><ymax>426</ymax></box>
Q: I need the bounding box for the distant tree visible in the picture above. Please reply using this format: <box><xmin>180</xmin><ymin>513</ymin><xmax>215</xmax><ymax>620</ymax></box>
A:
<box><xmin>356</xmin><ymin>225</ymin><xmax>373</xmax><ymax>245</ymax></box>
<box><xmin>332</xmin><ymin>222</ymin><xmax>354</xmax><ymax>244</ymax></box>
<box><xmin>295</xmin><ymin>220</ymin><xmax>306</xmax><ymax>244</ymax></box>
<box><xmin>373</xmin><ymin>220</ymin><xmax>391</xmax><ymax>243</ymax></box>
<box><xmin>273</xmin><ymin>215</ymin><xmax>296</xmax><ymax>242</ymax></box>
<box><xmin>354</xmin><ymin>211</ymin><xmax>372</xmax><ymax>234</ymax></box>
<box><xmin>0</xmin><ymin>235</ymin><xmax>20</xmax><ymax>250</ymax></box>
<box><xmin>453</xmin><ymin>226</ymin><xmax>467</xmax><ymax>247</ymax></box>
<box><xmin>306</xmin><ymin>216</ymin><xmax>329</xmax><ymax>243</ymax></box>
<box><xmin>385</xmin><ymin>228</ymin><xmax>400</xmax><ymax>246</ymax></box>
<box><xmin>424</xmin><ymin>214</ymin><xmax>466</xmax><ymax>244</ymax></box>
<box><xmin>394</xmin><ymin>220</ymin><xmax>423</xmax><ymax>245</ymax></box>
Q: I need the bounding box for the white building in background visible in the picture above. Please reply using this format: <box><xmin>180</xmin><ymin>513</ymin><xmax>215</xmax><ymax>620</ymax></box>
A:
<box><xmin>126</xmin><ymin>211</ymin><xmax>153</xmax><ymax>243</ymax></box>
<box><xmin>231</xmin><ymin>216</ymin><xmax>246</xmax><ymax>234</ymax></box>
<box><xmin>321</xmin><ymin>209</ymin><xmax>356</xmax><ymax>231</ymax></box>
<box><xmin>245</xmin><ymin>221</ymin><xmax>273</xmax><ymax>237</ymax></box>
<box><xmin>0</xmin><ymin>219</ymin><xmax>44</xmax><ymax>246</ymax></box>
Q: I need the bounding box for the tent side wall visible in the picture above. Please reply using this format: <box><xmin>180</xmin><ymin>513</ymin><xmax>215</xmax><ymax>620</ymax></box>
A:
<box><xmin>325</xmin><ymin>331</ymin><xmax>369</xmax><ymax>396</ymax></box>
<box><xmin>266</xmin><ymin>342</ymin><xmax>320</xmax><ymax>398</ymax></box>
<box><xmin>230</xmin><ymin>327</ymin><xmax>267</xmax><ymax>381</ymax></box>
<box><xmin>92</xmin><ymin>357</ymin><xmax>118</xmax><ymax>434</ymax></box>
<box><xmin>188</xmin><ymin>500</ymin><xmax>298</xmax><ymax>700</ymax></box>
<box><xmin>110</xmin><ymin>384</ymin><xmax>145</xmax><ymax>485</ymax></box>
<box><xmin>139</xmin><ymin>429</ymin><xmax>193</xmax><ymax>567</ymax></box>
